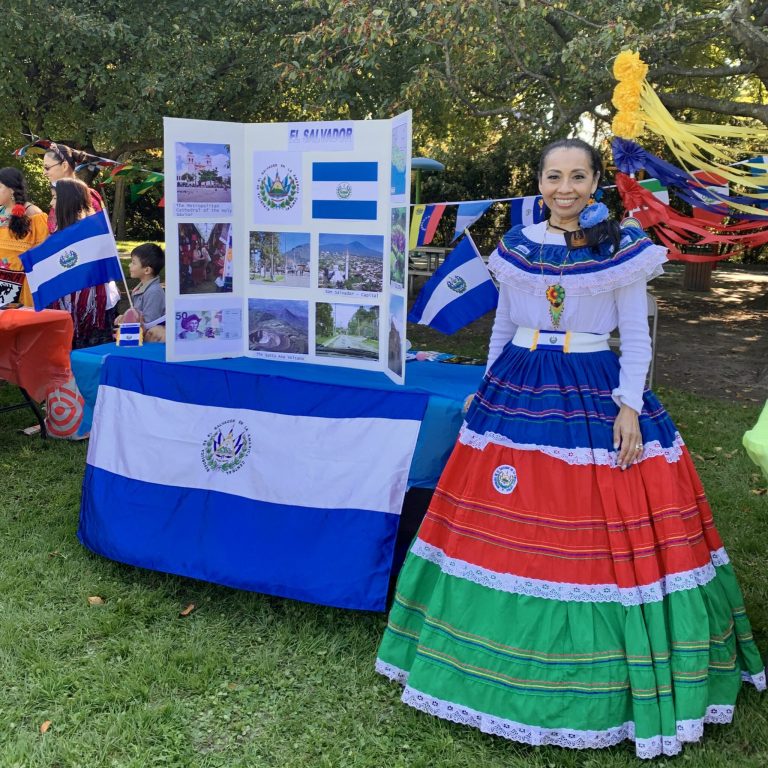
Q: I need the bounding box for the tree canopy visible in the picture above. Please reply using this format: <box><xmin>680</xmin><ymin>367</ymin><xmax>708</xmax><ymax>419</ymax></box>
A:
<box><xmin>2</xmin><ymin>1</ymin><xmax>766</xmax><ymax>235</ymax></box>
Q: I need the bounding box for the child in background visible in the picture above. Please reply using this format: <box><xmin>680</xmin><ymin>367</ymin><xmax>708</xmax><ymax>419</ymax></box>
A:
<box><xmin>115</xmin><ymin>243</ymin><xmax>165</xmax><ymax>342</ymax></box>
<box><xmin>126</xmin><ymin>243</ymin><xmax>165</xmax><ymax>324</ymax></box>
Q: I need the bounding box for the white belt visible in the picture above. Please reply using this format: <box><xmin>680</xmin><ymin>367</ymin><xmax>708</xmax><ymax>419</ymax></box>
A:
<box><xmin>512</xmin><ymin>327</ymin><xmax>610</xmax><ymax>353</ymax></box>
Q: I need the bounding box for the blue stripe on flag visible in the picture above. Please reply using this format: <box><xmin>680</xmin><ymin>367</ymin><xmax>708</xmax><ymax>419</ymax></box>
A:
<box><xmin>102</xmin><ymin>356</ymin><xmax>426</xmax><ymax>422</ymax></box>
<box><xmin>311</xmin><ymin>200</ymin><xmax>378</xmax><ymax>220</ymax></box>
<box><xmin>312</xmin><ymin>162</ymin><xmax>378</xmax><ymax>182</ymax></box>
<box><xmin>409</xmin><ymin>236</ymin><xmax>478</xmax><ymax>315</ymax></box>
<box><xmin>408</xmin><ymin>236</ymin><xmax>497</xmax><ymax>334</ymax></box>
<box><xmin>79</xmin><ymin>467</ymin><xmax>399</xmax><ymax>611</ymax></box>
<box><xmin>32</xmin><ymin>258</ymin><xmax>124</xmax><ymax>309</ymax></box>
<box><xmin>22</xmin><ymin>210</ymin><xmax>111</xmax><ymax>270</ymax></box>
<box><xmin>426</xmin><ymin>280</ymin><xmax>500</xmax><ymax>334</ymax></box>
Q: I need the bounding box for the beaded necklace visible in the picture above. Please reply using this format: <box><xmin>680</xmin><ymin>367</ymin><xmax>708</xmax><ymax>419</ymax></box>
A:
<box><xmin>539</xmin><ymin>222</ymin><xmax>586</xmax><ymax>329</ymax></box>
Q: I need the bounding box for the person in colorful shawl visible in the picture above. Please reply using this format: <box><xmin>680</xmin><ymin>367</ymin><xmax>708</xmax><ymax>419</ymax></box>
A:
<box><xmin>0</xmin><ymin>167</ymin><xmax>48</xmax><ymax>307</ymax></box>
<box><xmin>376</xmin><ymin>138</ymin><xmax>764</xmax><ymax>759</ymax></box>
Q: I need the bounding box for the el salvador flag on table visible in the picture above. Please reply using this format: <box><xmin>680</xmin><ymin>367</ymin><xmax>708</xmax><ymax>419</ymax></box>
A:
<box><xmin>312</xmin><ymin>161</ymin><xmax>379</xmax><ymax>220</ymax></box>
<box><xmin>21</xmin><ymin>210</ymin><xmax>122</xmax><ymax>310</ymax></box>
<box><xmin>408</xmin><ymin>235</ymin><xmax>498</xmax><ymax>334</ymax></box>
<box><xmin>79</xmin><ymin>356</ymin><xmax>428</xmax><ymax>611</ymax></box>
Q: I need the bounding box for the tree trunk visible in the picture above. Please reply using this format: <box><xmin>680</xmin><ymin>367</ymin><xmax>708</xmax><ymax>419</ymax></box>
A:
<box><xmin>112</xmin><ymin>179</ymin><xmax>127</xmax><ymax>240</ymax></box>
<box><xmin>682</xmin><ymin>261</ymin><xmax>715</xmax><ymax>291</ymax></box>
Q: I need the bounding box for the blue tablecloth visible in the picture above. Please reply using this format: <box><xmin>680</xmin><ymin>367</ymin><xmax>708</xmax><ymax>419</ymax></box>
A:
<box><xmin>72</xmin><ymin>343</ymin><xmax>484</xmax><ymax>489</ymax></box>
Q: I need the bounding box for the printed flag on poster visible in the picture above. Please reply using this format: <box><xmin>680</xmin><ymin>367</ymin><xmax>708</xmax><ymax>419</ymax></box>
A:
<box><xmin>21</xmin><ymin>209</ymin><xmax>122</xmax><ymax>311</ymax></box>
<box><xmin>312</xmin><ymin>161</ymin><xmax>379</xmax><ymax>220</ymax></box>
<box><xmin>452</xmin><ymin>200</ymin><xmax>493</xmax><ymax>241</ymax></box>
<box><xmin>509</xmin><ymin>195</ymin><xmax>546</xmax><ymax>227</ymax></box>
<box><xmin>80</xmin><ymin>356</ymin><xmax>428</xmax><ymax>611</ymax></box>
<box><xmin>409</xmin><ymin>204</ymin><xmax>447</xmax><ymax>250</ymax></box>
<box><xmin>408</xmin><ymin>235</ymin><xmax>498</xmax><ymax>334</ymax></box>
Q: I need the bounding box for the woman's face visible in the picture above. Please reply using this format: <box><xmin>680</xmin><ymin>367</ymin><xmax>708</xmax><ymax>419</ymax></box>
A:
<box><xmin>0</xmin><ymin>181</ymin><xmax>15</xmax><ymax>208</ymax></box>
<box><xmin>43</xmin><ymin>153</ymin><xmax>71</xmax><ymax>183</ymax></box>
<box><xmin>538</xmin><ymin>147</ymin><xmax>598</xmax><ymax>223</ymax></box>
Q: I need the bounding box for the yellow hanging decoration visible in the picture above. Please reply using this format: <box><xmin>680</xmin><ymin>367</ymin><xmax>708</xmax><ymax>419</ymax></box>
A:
<box><xmin>611</xmin><ymin>50</ymin><xmax>768</xmax><ymax>215</ymax></box>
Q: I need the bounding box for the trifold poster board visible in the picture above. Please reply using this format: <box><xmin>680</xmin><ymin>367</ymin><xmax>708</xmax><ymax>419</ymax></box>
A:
<box><xmin>163</xmin><ymin>114</ymin><xmax>412</xmax><ymax>383</ymax></box>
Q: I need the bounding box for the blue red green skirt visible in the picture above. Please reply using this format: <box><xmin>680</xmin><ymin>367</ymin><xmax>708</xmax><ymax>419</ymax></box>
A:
<box><xmin>377</xmin><ymin>339</ymin><xmax>764</xmax><ymax>759</ymax></box>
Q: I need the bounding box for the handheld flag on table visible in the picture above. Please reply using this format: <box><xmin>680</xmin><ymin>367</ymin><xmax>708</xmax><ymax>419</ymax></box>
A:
<box><xmin>409</xmin><ymin>204</ymin><xmax>447</xmax><ymax>249</ymax></box>
<box><xmin>21</xmin><ymin>209</ymin><xmax>123</xmax><ymax>310</ymax></box>
<box><xmin>509</xmin><ymin>195</ymin><xmax>545</xmax><ymax>227</ymax></box>
<box><xmin>408</xmin><ymin>234</ymin><xmax>498</xmax><ymax>334</ymax></box>
<box><xmin>452</xmin><ymin>200</ymin><xmax>493</xmax><ymax>242</ymax></box>
<box><xmin>116</xmin><ymin>322</ymin><xmax>143</xmax><ymax>347</ymax></box>
<box><xmin>312</xmin><ymin>161</ymin><xmax>378</xmax><ymax>220</ymax></box>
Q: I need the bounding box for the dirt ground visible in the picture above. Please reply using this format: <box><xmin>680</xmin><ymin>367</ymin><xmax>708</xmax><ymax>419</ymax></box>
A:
<box><xmin>651</xmin><ymin>262</ymin><xmax>768</xmax><ymax>404</ymax></box>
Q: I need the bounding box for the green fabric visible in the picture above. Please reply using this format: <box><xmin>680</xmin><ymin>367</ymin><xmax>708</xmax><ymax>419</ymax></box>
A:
<box><xmin>743</xmin><ymin>400</ymin><xmax>768</xmax><ymax>480</ymax></box>
<box><xmin>378</xmin><ymin>551</ymin><xmax>763</xmax><ymax>741</ymax></box>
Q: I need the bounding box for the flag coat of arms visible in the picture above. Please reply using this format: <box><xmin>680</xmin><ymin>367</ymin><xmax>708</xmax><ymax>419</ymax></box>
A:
<box><xmin>408</xmin><ymin>236</ymin><xmax>498</xmax><ymax>334</ymax></box>
<box><xmin>509</xmin><ymin>195</ymin><xmax>546</xmax><ymax>227</ymax></box>
<box><xmin>21</xmin><ymin>209</ymin><xmax>123</xmax><ymax>310</ymax></box>
<box><xmin>79</xmin><ymin>356</ymin><xmax>428</xmax><ymax>611</ymax></box>
<box><xmin>312</xmin><ymin>161</ymin><xmax>379</xmax><ymax>220</ymax></box>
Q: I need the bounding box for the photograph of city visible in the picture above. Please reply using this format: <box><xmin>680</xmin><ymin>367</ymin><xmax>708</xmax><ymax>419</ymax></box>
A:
<box><xmin>317</xmin><ymin>234</ymin><xmax>384</xmax><ymax>293</ymax></box>
<box><xmin>175</xmin><ymin>142</ymin><xmax>232</xmax><ymax>203</ymax></box>
<box><xmin>315</xmin><ymin>302</ymin><xmax>379</xmax><ymax>361</ymax></box>
<box><xmin>249</xmin><ymin>231</ymin><xmax>310</xmax><ymax>287</ymax></box>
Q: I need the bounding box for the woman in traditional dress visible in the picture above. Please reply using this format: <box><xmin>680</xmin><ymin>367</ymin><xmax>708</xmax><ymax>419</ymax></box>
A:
<box><xmin>376</xmin><ymin>138</ymin><xmax>764</xmax><ymax>759</ymax></box>
<box><xmin>43</xmin><ymin>143</ymin><xmax>119</xmax><ymax>347</ymax></box>
<box><xmin>0</xmin><ymin>167</ymin><xmax>48</xmax><ymax>307</ymax></box>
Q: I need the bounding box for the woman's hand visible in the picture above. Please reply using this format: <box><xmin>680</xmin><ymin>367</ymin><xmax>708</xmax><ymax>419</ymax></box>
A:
<box><xmin>613</xmin><ymin>404</ymin><xmax>643</xmax><ymax>469</ymax></box>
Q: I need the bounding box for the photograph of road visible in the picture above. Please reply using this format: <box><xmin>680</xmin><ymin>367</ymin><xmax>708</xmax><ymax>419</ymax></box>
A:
<box><xmin>315</xmin><ymin>302</ymin><xmax>379</xmax><ymax>361</ymax></box>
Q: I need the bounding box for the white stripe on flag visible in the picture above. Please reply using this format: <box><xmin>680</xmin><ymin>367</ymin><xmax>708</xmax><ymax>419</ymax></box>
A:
<box><xmin>88</xmin><ymin>386</ymin><xmax>421</xmax><ymax>515</ymax></box>
<box><xmin>311</xmin><ymin>180</ymin><xmax>379</xmax><ymax>201</ymax></box>
<box><xmin>26</xmin><ymin>232</ymin><xmax>117</xmax><ymax>289</ymax></box>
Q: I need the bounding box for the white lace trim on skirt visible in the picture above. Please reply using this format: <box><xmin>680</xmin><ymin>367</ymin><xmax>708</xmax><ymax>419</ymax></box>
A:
<box><xmin>459</xmin><ymin>425</ymin><xmax>685</xmax><ymax>467</ymax></box>
<box><xmin>394</xmin><ymin>683</ymin><xmax>740</xmax><ymax>759</ymax></box>
<box><xmin>410</xmin><ymin>539</ymin><xmax>730</xmax><ymax>606</ymax></box>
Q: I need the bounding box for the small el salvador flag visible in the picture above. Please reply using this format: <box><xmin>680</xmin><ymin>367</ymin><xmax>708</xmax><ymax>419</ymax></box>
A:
<box><xmin>21</xmin><ymin>209</ymin><xmax>123</xmax><ymax>310</ymax></box>
<box><xmin>312</xmin><ymin>162</ymin><xmax>378</xmax><ymax>220</ymax></box>
<box><xmin>408</xmin><ymin>235</ymin><xmax>498</xmax><ymax>334</ymax></box>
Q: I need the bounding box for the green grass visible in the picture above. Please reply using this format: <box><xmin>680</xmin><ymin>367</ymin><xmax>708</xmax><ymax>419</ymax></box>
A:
<box><xmin>0</xmin><ymin>379</ymin><xmax>766</xmax><ymax>767</ymax></box>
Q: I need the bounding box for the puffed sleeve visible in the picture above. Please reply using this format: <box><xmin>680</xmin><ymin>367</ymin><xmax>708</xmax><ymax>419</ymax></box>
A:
<box><xmin>29</xmin><ymin>213</ymin><xmax>49</xmax><ymax>247</ymax></box>
<box><xmin>486</xmin><ymin>281</ymin><xmax>518</xmax><ymax>372</ymax></box>
<box><xmin>611</xmin><ymin>277</ymin><xmax>652</xmax><ymax>413</ymax></box>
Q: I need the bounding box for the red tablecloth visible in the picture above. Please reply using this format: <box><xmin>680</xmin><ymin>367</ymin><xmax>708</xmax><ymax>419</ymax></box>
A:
<box><xmin>0</xmin><ymin>308</ymin><xmax>73</xmax><ymax>401</ymax></box>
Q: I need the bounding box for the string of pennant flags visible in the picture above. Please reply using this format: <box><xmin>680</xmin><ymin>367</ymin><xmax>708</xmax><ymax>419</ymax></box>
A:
<box><xmin>13</xmin><ymin>136</ymin><xmax>165</xmax><ymax>204</ymax></box>
<box><xmin>14</xmin><ymin>129</ymin><xmax>768</xmax><ymax>262</ymax></box>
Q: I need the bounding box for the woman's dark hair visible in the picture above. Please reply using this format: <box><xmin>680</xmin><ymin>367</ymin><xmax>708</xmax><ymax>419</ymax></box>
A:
<box><xmin>0</xmin><ymin>166</ymin><xmax>31</xmax><ymax>238</ymax></box>
<box><xmin>54</xmin><ymin>178</ymin><xmax>93</xmax><ymax>231</ymax></box>
<box><xmin>537</xmin><ymin>138</ymin><xmax>621</xmax><ymax>252</ymax></box>
<box><xmin>46</xmin><ymin>142</ymin><xmax>88</xmax><ymax>172</ymax></box>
